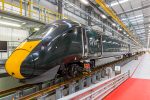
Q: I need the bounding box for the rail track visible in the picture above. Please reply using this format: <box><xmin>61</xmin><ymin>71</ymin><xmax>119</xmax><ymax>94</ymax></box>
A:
<box><xmin>0</xmin><ymin>52</ymin><xmax>144</xmax><ymax>100</ymax></box>
<box><xmin>19</xmin><ymin>52</ymin><xmax>144</xmax><ymax>100</ymax></box>
<box><xmin>0</xmin><ymin>84</ymin><xmax>36</xmax><ymax>98</ymax></box>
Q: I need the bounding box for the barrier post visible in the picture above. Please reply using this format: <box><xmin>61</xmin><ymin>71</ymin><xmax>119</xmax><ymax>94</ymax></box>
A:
<box><xmin>20</xmin><ymin>0</ymin><xmax>23</xmax><ymax>16</ymax></box>
<box><xmin>1</xmin><ymin>0</ymin><xmax>5</xmax><ymax>10</ymax></box>
<box><xmin>28</xmin><ymin>0</ymin><xmax>32</xmax><ymax>18</ymax></box>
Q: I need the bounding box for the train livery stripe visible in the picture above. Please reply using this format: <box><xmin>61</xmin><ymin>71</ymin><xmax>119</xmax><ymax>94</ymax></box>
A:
<box><xmin>5</xmin><ymin>40</ymin><xmax>41</xmax><ymax>79</ymax></box>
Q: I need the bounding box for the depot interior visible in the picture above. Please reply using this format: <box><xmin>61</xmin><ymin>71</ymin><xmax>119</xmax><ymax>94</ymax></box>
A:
<box><xmin>0</xmin><ymin>0</ymin><xmax>150</xmax><ymax>100</ymax></box>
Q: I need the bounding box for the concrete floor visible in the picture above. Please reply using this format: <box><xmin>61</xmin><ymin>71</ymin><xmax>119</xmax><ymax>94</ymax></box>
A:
<box><xmin>0</xmin><ymin>76</ymin><xmax>23</xmax><ymax>91</ymax></box>
<box><xmin>104</xmin><ymin>53</ymin><xmax>150</xmax><ymax>100</ymax></box>
<box><xmin>122</xmin><ymin>52</ymin><xmax>150</xmax><ymax>79</ymax></box>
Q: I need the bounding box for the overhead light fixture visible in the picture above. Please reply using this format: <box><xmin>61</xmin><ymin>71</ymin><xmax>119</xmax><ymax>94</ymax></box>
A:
<box><xmin>101</xmin><ymin>14</ymin><xmax>107</xmax><ymax>19</ymax></box>
<box><xmin>79</xmin><ymin>0</ymin><xmax>89</xmax><ymax>5</ymax></box>
<box><xmin>34</xmin><ymin>28</ymin><xmax>40</xmax><ymax>31</ymax></box>
<box><xmin>22</xmin><ymin>22</ymin><xmax>26</xmax><ymax>25</ymax></box>
<box><xmin>0</xmin><ymin>20</ymin><xmax>21</xmax><ymax>27</ymax></box>
<box><xmin>3</xmin><ymin>16</ymin><xmax>24</xmax><ymax>23</ymax></box>
<box><xmin>119</xmin><ymin>28</ymin><xmax>122</xmax><ymax>31</ymax></box>
<box><xmin>110</xmin><ymin>0</ymin><xmax>129</xmax><ymax>7</ymax></box>
<box><xmin>112</xmin><ymin>23</ymin><xmax>116</xmax><ymax>26</ymax></box>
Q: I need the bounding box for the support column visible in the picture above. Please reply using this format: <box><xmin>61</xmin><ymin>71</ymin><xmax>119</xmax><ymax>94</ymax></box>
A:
<box><xmin>28</xmin><ymin>0</ymin><xmax>33</xmax><ymax>18</ymax></box>
<box><xmin>24</xmin><ymin>0</ymin><xmax>28</xmax><ymax>16</ymax></box>
<box><xmin>87</xmin><ymin>7</ymin><xmax>92</xmax><ymax>26</ymax></box>
<box><xmin>37</xmin><ymin>0</ymin><xmax>41</xmax><ymax>20</ymax></box>
<box><xmin>58</xmin><ymin>0</ymin><xmax>63</xmax><ymax>19</ymax></box>
<box><xmin>103</xmin><ymin>24</ymin><xmax>106</xmax><ymax>34</ymax></box>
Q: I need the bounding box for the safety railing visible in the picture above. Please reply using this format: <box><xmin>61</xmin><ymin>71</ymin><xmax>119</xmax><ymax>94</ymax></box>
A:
<box><xmin>0</xmin><ymin>0</ymin><xmax>69</xmax><ymax>23</ymax></box>
<box><xmin>59</xmin><ymin>71</ymin><xmax>130</xmax><ymax>100</ymax></box>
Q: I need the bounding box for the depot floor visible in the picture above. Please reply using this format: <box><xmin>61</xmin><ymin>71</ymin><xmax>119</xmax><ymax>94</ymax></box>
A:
<box><xmin>104</xmin><ymin>53</ymin><xmax>150</xmax><ymax>100</ymax></box>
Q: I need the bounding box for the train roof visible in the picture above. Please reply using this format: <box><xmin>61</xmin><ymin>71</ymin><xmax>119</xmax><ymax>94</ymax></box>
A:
<box><xmin>48</xmin><ymin>19</ymin><xmax>82</xmax><ymax>27</ymax></box>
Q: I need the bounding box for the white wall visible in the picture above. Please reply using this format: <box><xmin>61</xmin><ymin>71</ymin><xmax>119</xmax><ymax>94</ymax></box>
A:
<box><xmin>0</xmin><ymin>26</ymin><xmax>28</xmax><ymax>59</ymax></box>
<box><xmin>0</xmin><ymin>26</ymin><xmax>28</xmax><ymax>42</ymax></box>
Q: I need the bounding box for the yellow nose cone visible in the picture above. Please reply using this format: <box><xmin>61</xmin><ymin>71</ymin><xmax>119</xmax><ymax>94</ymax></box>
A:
<box><xmin>5</xmin><ymin>40</ymin><xmax>41</xmax><ymax>79</ymax></box>
<box><xmin>5</xmin><ymin>50</ymin><xmax>30</xmax><ymax>79</ymax></box>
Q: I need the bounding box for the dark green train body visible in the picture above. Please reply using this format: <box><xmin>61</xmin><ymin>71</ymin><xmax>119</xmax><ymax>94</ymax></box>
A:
<box><xmin>5</xmin><ymin>19</ymin><xmax>140</xmax><ymax>83</ymax></box>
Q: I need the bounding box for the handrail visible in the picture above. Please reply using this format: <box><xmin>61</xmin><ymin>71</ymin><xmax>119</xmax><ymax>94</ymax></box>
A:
<box><xmin>0</xmin><ymin>0</ymin><xmax>67</xmax><ymax>23</ymax></box>
<box><xmin>59</xmin><ymin>71</ymin><xmax>130</xmax><ymax>100</ymax></box>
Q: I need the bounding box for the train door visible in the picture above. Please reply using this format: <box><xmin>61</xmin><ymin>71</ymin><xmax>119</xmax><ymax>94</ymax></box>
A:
<box><xmin>82</xmin><ymin>28</ymin><xmax>88</xmax><ymax>57</ymax></box>
<box><xmin>128</xmin><ymin>44</ymin><xmax>131</xmax><ymax>53</ymax></box>
<box><xmin>85</xmin><ymin>28</ymin><xmax>101</xmax><ymax>57</ymax></box>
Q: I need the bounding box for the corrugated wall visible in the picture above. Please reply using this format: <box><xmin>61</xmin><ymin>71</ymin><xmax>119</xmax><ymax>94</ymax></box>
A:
<box><xmin>0</xmin><ymin>26</ymin><xmax>28</xmax><ymax>42</ymax></box>
<box><xmin>0</xmin><ymin>26</ymin><xmax>28</xmax><ymax>59</ymax></box>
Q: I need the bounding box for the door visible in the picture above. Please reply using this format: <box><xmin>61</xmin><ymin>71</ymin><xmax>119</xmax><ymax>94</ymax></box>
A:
<box><xmin>85</xmin><ymin>28</ymin><xmax>102</xmax><ymax>57</ymax></box>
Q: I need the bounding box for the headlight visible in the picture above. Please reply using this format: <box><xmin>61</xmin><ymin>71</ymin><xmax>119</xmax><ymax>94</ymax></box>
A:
<box><xmin>41</xmin><ymin>46</ymin><xmax>45</xmax><ymax>50</ymax></box>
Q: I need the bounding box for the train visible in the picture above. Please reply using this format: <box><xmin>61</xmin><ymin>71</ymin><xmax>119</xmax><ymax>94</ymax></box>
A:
<box><xmin>5</xmin><ymin>19</ymin><xmax>142</xmax><ymax>84</ymax></box>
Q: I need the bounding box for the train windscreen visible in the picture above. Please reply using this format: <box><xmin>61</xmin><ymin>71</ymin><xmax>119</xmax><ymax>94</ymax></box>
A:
<box><xmin>29</xmin><ymin>25</ymin><xmax>58</xmax><ymax>40</ymax></box>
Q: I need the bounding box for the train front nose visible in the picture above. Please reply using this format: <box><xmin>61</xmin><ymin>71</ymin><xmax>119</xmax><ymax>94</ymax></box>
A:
<box><xmin>5</xmin><ymin>50</ymin><xmax>30</xmax><ymax>79</ymax></box>
<box><xmin>5</xmin><ymin>40</ymin><xmax>40</xmax><ymax>79</ymax></box>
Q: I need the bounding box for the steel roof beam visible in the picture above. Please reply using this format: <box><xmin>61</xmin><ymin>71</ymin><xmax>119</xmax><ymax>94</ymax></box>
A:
<box><xmin>95</xmin><ymin>0</ymin><xmax>141</xmax><ymax>46</ymax></box>
<box><xmin>118</xmin><ymin>4</ymin><xmax>150</xmax><ymax>15</ymax></box>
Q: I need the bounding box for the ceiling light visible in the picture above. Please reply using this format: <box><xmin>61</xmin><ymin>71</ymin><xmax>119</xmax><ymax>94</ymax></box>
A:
<box><xmin>112</xmin><ymin>23</ymin><xmax>116</xmax><ymax>26</ymax></box>
<box><xmin>34</xmin><ymin>28</ymin><xmax>40</xmax><ymax>31</ymax></box>
<box><xmin>3</xmin><ymin>17</ymin><xmax>24</xmax><ymax>23</ymax></box>
<box><xmin>110</xmin><ymin>0</ymin><xmax>129</xmax><ymax>7</ymax></box>
<box><xmin>101</xmin><ymin>14</ymin><xmax>107</xmax><ymax>19</ymax></box>
<box><xmin>0</xmin><ymin>20</ymin><xmax>21</xmax><ymax>27</ymax></box>
<box><xmin>79</xmin><ymin>0</ymin><xmax>89</xmax><ymax>5</ymax></box>
<box><xmin>119</xmin><ymin>28</ymin><xmax>122</xmax><ymax>31</ymax></box>
<box><xmin>22</xmin><ymin>22</ymin><xmax>26</xmax><ymax>25</ymax></box>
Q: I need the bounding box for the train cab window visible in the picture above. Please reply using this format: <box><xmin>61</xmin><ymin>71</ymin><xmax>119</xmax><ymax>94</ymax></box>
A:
<box><xmin>29</xmin><ymin>25</ymin><xmax>58</xmax><ymax>40</ymax></box>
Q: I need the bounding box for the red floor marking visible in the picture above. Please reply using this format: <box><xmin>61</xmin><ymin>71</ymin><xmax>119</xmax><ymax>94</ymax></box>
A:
<box><xmin>104</xmin><ymin>78</ymin><xmax>150</xmax><ymax>100</ymax></box>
